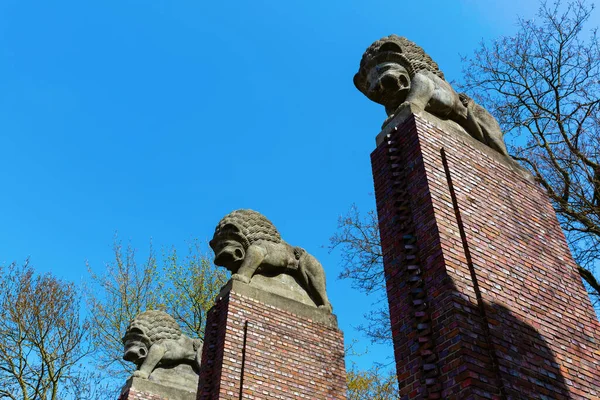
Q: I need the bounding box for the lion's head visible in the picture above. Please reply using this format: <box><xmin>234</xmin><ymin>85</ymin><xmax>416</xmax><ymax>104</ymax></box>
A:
<box><xmin>354</xmin><ymin>35</ymin><xmax>445</xmax><ymax>110</ymax></box>
<box><xmin>209</xmin><ymin>209</ymin><xmax>281</xmax><ymax>272</ymax></box>
<box><xmin>122</xmin><ymin>310</ymin><xmax>181</xmax><ymax>365</ymax></box>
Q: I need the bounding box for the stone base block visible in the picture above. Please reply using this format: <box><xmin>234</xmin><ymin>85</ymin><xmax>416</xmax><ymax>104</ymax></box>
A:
<box><xmin>118</xmin><ymin>375</ymin><xmax>197</xmax><ymax>400</ymax></box>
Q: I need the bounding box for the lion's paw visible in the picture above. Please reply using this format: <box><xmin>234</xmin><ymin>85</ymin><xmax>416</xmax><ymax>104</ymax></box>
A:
<box><xmin>402</xmin><ymin>101</ymin><xmax>425</xmax><ymax>114</ymax></box>
<box><xmin>232</xmin><ymin>273</ymin><xmax>251</xmax><ymax>284</ymax></box>
<box><xmin>318</xmin><ymin>304</ymin><xmax>333</xmax><ymax>313</ymax></box>
<box><xmin>133</xmin><ymin>370</ymin><xmax>150</xmax><ymax>379</ymax></box>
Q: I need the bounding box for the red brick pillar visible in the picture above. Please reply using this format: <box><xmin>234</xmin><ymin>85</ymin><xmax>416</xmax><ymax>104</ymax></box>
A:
<box><xmin>371</xmin><ymin>109</ymin><xmax>600</xmax><ymax>399</ymax></box>
<box><xmin>197</xmin><ymin>280</ymin><xmax>347</xmax><ymax>400</ymax></box>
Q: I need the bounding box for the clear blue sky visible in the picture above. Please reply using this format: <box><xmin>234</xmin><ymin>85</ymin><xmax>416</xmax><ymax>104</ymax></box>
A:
<box><xmin>2</xmin><ymin>0</ymin><xmax>596</xmax><ymax>373</ymax></box>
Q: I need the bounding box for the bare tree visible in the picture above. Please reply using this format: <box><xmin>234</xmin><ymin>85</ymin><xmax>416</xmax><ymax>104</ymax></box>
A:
<box><xmin>0</xmin><ymin>260</ymin><xmax>93</xmax><ymax>400</ymax></box>
<box><xmin>86</xmin><ymin>236</ymin><xmax>228</xmax><ymax>381</ymax></box>
<box><xmin>86</xmin><ymin>238</ymin><xmax>161</xmax><ymax>377</ymax></box>
<box><xmin>328</xmin><ymin>205</ymin><xmax>390</xmax><ymax>345</ymax></box>
<box><xmin>329</xmin><ymin>205</ymin><xmax>383</xmax><ymax>295</ymax></box>
<box><xmin>462</xmin><ymin>0</ymin><xmax>600</xmax><ymax>306</ymax></box>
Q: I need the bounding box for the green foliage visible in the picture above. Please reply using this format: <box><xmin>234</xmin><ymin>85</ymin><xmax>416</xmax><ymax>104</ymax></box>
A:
<box><xmin>160</xmin><ymin>240</ymin><xmax>228</xmax><ymax>339</ymax></box>
<box><xmin>86</xmin><ymin>236</ymin><xmax>228</xmax><ymax>381</ymax></box>
<box><xmin>346</xmin><ymin>365</ymin><xmax>398</xmax><ymax>400</ymax></box>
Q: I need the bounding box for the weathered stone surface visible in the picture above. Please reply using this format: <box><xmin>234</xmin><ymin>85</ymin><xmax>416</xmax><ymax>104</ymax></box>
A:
<box><xmin>122</xmin><ymin>310</ymin><xmax>202</xmax><ymax>383</ymax></box>
<box><xmin>220</xmin><ymin>279</ymin><xmax>338</xmax><ymax>328</ymax></box>
<box><xmin>209</xmin><ymin>209</ymin><xmax>332</xmax><ymax>312</ymax></box>
<box><xmin>119</xmin><ymin>376</ymin><xmax>197</xmax><ymax>400</ymax></box>
<box><xmin>355</xmin><ymin>35</ymin><xmax>509</xmax><ymax>157</ymax></box>
<box><xmin>148</xmin><ymin>364</ymin><xmax>199</xmax><ymax>393</ymax></box>
<box><xmin>249</xmin><ymin>273</ymin><xmax>317</xmax><ymax>307</ymax></box>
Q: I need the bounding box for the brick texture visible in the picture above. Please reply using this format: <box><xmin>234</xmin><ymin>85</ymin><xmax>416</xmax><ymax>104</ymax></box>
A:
<box><xmin>371</xmin><ymin>113</ymin><xmax>600</xmax><ymax>399</ymax></box>
<box><xmin>197</xmin><ymin>283</ymin><xmax>347</xmax><ymax>400</ymax></box>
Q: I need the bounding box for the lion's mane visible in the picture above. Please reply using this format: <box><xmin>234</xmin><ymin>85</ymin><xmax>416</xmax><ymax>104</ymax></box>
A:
<box><xmin>123</xmin><ymin>310</ymin><xmax>181</xmax><ymax>346</ymax></box>
<box><xmin>211</xmin><ymin>209</ymin><xmax>281</xmax><ymax>249</ymax></box>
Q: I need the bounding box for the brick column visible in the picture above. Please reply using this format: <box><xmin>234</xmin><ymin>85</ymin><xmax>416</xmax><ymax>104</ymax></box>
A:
<box><xmin>197</xmin><ymin>280</ymin><xmax>347</xmax><ymax>400</ymax></box>
<box><xmin>371</xmin><ymin>108</ymin><xmax>600</xmax><ymax>399</ymax></box>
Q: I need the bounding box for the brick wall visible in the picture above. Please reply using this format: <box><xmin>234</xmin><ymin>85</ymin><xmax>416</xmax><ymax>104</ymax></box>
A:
<box><xmin>197</xmin><ymin>281</ymin><xmax>347</xmax><ymax>400</ymax></box>
<box><xmin>371</xmin><ymin>112</ymin><xmax>600</xmax><ymax>399</ymax></box>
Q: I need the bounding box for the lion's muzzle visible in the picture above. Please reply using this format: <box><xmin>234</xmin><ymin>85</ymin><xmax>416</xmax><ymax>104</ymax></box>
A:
<box><xmin>214</xmin><ymin>243</ymin><xmax>245</xmax><ymax>269</ymax></box>
<box><xmin>123</xmin><ymin>344</ymin><xmax>147</xmax><ymax>363</ymax></box>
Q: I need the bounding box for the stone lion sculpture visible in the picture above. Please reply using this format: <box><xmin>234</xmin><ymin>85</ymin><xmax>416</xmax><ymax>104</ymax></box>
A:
<box><xmin>122</xmin><ymin>310</ymin><xmax>202</xmax><ymax>379</ymax></box>
<box><xmin>354</xmin><ymin>35</ymin><xmax>509</xmax><ymax>156</ymax></box>
<box><xmin>210</xmin><ymin>209</ymin><xmax>333</xmax><ymax>312</ymax></box>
